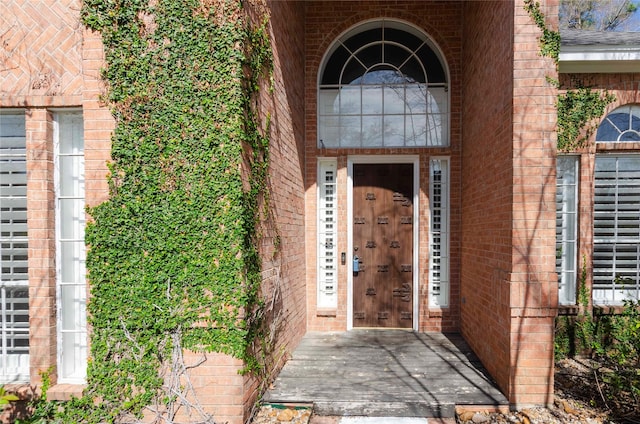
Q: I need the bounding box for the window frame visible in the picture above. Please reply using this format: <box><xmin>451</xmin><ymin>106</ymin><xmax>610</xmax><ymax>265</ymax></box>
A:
<box><xmin>592</xmin><ymin>153</ymin><xmax>640</xmax><ymax>305</ymax></box>
<box><xmin>428</xmin><ymin>157</ymin><xmax>450</xmax><ymax>308</ymax></box>
<box><xmin>53</xmin><ymin>110</ymin><xmax>88</xmax><ymax>384</ymax></box>
<box><xmin>556</xmin><ymin>155</ymin><xmax>579</xmax><ymax>306</ymax></box>
<box><xmin>0</xmin><ymin>110</ymin><xmax>30</xmax><ymax>383</ymax></box>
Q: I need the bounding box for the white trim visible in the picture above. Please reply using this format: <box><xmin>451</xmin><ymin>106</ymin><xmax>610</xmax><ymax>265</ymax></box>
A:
<box><xmin>559</xmin><ymin>46</ymin><xmax>640</xmax><ymax>73</ymax></box>
<box><xmin>346</xmin><ymin>155</ymin><xmax>420</xmax><ymax>330</ymax></box>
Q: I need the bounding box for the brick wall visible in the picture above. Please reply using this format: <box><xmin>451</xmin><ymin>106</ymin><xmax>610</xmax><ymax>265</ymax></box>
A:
<box><xmin>303</xmin><ymin>0</ymin><xmax>463</xmax><ymax>333</ymax></box>
<box><xmin>461</xmin><ymin>0</ymin><xmax>558</xmax><ymax>407</ymax></box>
<box><xmin>1</xmin><ymin>0</ymin><xmax>307</xmax><ymax>422</ymax></box>
<box><xmin>244</xmin><ymin>0</ymin><xmax>308</xmax><ymax>421</ymax></box>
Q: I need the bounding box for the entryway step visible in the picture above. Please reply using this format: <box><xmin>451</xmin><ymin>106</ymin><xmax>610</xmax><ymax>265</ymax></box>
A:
<box><xmin>313</xmin><ymin>401</ymin><xmax>455</xmax><ymax>418</ymax></box>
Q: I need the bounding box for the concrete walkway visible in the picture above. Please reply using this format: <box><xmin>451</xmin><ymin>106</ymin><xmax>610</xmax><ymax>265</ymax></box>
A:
<box><xmin>263</xmin><ymin>330</ymin><xmax>508</xmax><ymax>419</ymax></box>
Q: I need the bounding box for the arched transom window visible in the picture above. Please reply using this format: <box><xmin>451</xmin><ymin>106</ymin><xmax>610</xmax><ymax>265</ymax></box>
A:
<box><xmin>318</xmin><ymin>21</ymin><xmax>449</xmax><ymax>148</ymax></box>
<box><xmin>596</xmin><ymin>104</ymin><xmax>640</xmax><ymax>142</ymax></box>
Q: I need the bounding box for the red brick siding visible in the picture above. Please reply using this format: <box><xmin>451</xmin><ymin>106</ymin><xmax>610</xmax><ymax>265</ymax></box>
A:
<box><xmin>461</xmin><ymin>0</ymin><xmax>558</xmax><ymax>407</ymax></box>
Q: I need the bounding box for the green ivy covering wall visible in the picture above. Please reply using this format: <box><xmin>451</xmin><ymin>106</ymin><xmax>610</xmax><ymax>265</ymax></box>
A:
<box><xmin>63</xmin><ymin>0</ymin><xmax>272</xmax><ymax>421</ymax></box>
<box><xmin>524</xmin><ymin>0</ymin><xmax>615</xmax><ymax>151</ymax></box>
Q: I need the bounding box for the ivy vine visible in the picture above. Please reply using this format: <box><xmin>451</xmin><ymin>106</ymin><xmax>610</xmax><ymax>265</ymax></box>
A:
<box><xmin>47</xmin><ymin>0</ymin><xmax>273</xmax><ymax>422</ymax></box>
<box><xmin>523</xmin><ymin>0</ymin><xmax>560</xmax><ymax>63</ymax></box>
<box><xmin>557</xmin><ymin>86</ymin><xmax>615</xmax><ymax>151</ymax></box>
<box><xmin>523</xmin><ymin>0</ymin><xmax>615</xmax><ymax>151</ymax></box>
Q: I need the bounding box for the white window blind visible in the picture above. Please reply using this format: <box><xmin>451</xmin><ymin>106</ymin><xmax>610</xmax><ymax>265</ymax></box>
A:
<box><xmin>55</xmin><ymin>112</ymin><xmax>87</xmax><ymax>383</ymax></box>
<box><xmin>317</xmin><ymin>159</ymin><xmax>338</xmax><ymax>309</ymax></box>
<box><xmin>0</xmin><ymin>111</ymin><xmax>30</xmax><ymax>383</ymax></box>
<box><xmin>429</xmin><ymin>158</ymin><xmax>449</xmax><ymax>307</ymax></box>
<box><xmin>556</xmin><ymin>156</ymin><xmax>578</xmax><ymax>305</ymax></box>
<box><xmin>593</xmin><ymin>155</ymin><xmax>640</xmax><ymax>305</ymax></box>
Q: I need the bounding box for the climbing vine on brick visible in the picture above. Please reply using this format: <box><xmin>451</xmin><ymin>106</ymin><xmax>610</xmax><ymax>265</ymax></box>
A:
<box><xmin>524</xmin><ymin>0</ymin><xmax>615</xmax><ymax>151</ymax></box>
<box><xmin>557</xmin><ymin>86</ymin><xmax>615</xmax><ymax>151</ymax></box>
<box><xmin>51</xmin><ymin>0</ymin><xmax>273</xmax><ymax>421</ymax></box>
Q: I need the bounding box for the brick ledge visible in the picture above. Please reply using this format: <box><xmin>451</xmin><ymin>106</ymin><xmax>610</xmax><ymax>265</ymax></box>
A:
<box><xmin>47</xmin><ymin>384</ymin><xmax>86</xmax><ymax>401</ymax></box>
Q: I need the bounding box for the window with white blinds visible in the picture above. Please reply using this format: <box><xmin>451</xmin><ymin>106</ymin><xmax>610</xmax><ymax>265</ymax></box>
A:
<box><xmin>556</xmin><ymin>156</ymin><xmax>578</xmax><ymax>305</ymax></box>
<box><xmin>55</xmin><ymin>112</ymin><xmax>87</xmax><ymax>383</ymax></box>
<box><xmin>593</xmin><ymin>155</ymin><xmax>640</xmax><ymax>305</ymax></box>
<box><xmin>0</xmin><ymin>111</ymin><xmax>30</xmax><ymax>383</ymax></box>
<box><xmin>429</xmin><ymin>158</ymin><xmax>449</xmax><ymax>307</ymax></box>
<box><xmin>317</xmin><ymin>159</ymin><xmax>338</xmax><ymax>308</ymax></box>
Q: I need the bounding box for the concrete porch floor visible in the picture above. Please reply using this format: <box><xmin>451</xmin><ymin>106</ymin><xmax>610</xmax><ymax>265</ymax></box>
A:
<box><xmin>263</xmin><ymin>330</ymin><xmax>509</xmax><ymax>419</ymax></box>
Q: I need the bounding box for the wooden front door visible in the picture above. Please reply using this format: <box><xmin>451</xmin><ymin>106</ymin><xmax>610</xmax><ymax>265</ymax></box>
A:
<box><xmin>352</xmin><ymin>163</ymin><xmax>414</xmax><ymax>328</ymax></box>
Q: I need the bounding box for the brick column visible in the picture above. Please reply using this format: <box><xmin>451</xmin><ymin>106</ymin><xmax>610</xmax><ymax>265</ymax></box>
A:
<box><xmin>26</xmin><ymin>109</ymin><xmax>57</xmax><ymax>384</ymax></box>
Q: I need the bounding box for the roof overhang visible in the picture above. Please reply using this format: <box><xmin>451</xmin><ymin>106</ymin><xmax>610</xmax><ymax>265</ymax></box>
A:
<box><xmin>559</xmin><ymin>44</ymin><xmax>640</xmax><ymax>73</ymax></box>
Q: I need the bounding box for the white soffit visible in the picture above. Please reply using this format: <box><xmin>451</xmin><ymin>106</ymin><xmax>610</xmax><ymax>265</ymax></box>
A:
<box><xmin>559</xmin><ymin>30</ymin><xmax>640</xmax><ymax>73</ymax></box>
<box><xmin>559</xmin><ymin>45</ymin><xmax>640</xmax><ymax>73</ymax></box>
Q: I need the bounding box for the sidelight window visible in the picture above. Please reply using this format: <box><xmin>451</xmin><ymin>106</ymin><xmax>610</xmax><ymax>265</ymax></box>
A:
<box><xmin>317</xmin><ymin>159</ymin><xmax>338</xmax><ymax>308</ymax></box>
<box><xmin>429</xmin><ymin>158</ymin><xmax>449</xmax><ymax>307</ymax></box>
<box><xmin>55</xmin><ymin>111</ymin><xmax>87</xmax><ymax>382</ymax></box>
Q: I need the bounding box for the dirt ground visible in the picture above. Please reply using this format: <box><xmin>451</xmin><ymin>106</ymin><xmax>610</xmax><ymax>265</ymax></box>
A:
<box><xmin>251</xmin><ymin>358</ymin><xmax>639</xmax><ymax>424</ymax></box>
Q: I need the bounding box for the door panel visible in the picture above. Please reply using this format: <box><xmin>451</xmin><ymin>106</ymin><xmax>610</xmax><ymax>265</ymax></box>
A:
<box><xmin>353</xmin><ymin>163</ymin><xmax>413</xmax><ymax>328</ymax></box>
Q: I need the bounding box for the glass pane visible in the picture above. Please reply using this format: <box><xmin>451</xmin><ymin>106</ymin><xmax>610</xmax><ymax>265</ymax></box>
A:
<box><xmin>383</xmin><ymin>115</ymin><xmax>404</xmax><ymax>146</ymax></box>
<box><xmin>620</xmin><ymin>130</ymin><xmax>640</xmax><ymax>142</ymax></box>
<box><xmin>339</xmin><ymin>86</ymin><xmax>361</xmax><ymax>115</ymax></box>
<box><xmin>60</xmin><ymin>199</ymin><xmax>85</xmax><ymax>239</ymax></box>
<box><xmin>428</xmin><ymin>87</ymin><xmax>447</xmax><ymax>115</ymax></box>
<box><xmin>362</xmin><ymin>116</ymin><xmax>382</xmax><ymax>147</ymax></box>
<box><xmin>339</xmin><ymin>116</ymin><xmax>361</xmax><ymax>147</ymax></box>
<box><xmin>361</xmin><ymin>86</ymin><xmax>382</xmax><ymax>115</ymax></box>
<box><xmin>384</xmin><ymin>43</ymin><xmax>412</xmax><ymax>71</ymax></box>
<box><xmin>342</xmin><ymin>58</ymin><xmax>366</xmax><ymax>85</ymax></box>
<box><xmin>321</xmin><ymin>45</ymin><xmax>349</xmax><ymax>85</ymax></box>
<box><xmin>399</xmin><ymin>55</ymin><xmax>424</xmax><ymax>84</ymax></box>
<box><xmin>0</xmin><ymin>113</ymin><xmax>26</xmax><ymax>139</ymax></box>
<box><xmin>342</xmin><ymin>27</ymin><xmax>382</xmax><ymax>54</ymax></box>
<box><xmin>426</xmin><ymin>114</ymin><xmax>444</xmax><ymax>146</ymax></box>
<box><xmin>384</xmin><ymin>86</ymin><xmax>405</xmax><ymax>114</ymax></box>
<box><xmin>61</xmin><ymin>332</ymin><xmax>87</xmax><ymax>380</ymax></box>
<box><xmin>60</xmin><ymin>241</ymin><xmax>85</xmax><ymax>284</ymax></box>
<box><xmin>59</xmin><ymin>156</ymin><xmax>85</xmax><ymax>197</ymax></box>
<box><xmin>416</xmin><ymin>44</ymin><xmax>445</xmax><ymax>83</ymax></box>
<box><xmin>58</xmin><ymin>114</ymin><xmax>84</xmax><ymax>154</ymax></box>
<box><xmin>62</xmin><ymin>285</ymin><xmax>82</xmax><ymax>330</ymax></box>
<box><xmin>405</xmin><ymin>85</ymin><xmax>427</xmax><ymax>114</ymax></box>
<box><xmin>595</xmin><ymin>156</ymin><xmax>617</xmax><ymax>172</ymax></box>
<box><xmin>557</xmin><ymin>156</ymin><xmax>576</xmax><ymax>184</ymax></box>
<box><xmin>318</xmin><ymin>116</ymin><xmax>339</xmax><ymax>148</ymax></box>
<box><xmin>319</xmin><ymin>89</ymin><xmax>339</xmax><ymax>115</ymax></box>
<box><xmin>355</xmin><ymin>44</ymin><xmax>382</xmax><ymax>70</ymax></box>
<box><xmin>618</xmin><ymin>156</ymin><xmax>640</xmax><ymax>172</ymax></box>
<box><xmin>406</xmin><ymin>114</ymin><xmax>426</xmax><ymax>146</ymax></box>
<box><xmin>596</xmin><ymin>120</ymin><xmax>620</xmax><ymax>142</ymax></box>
